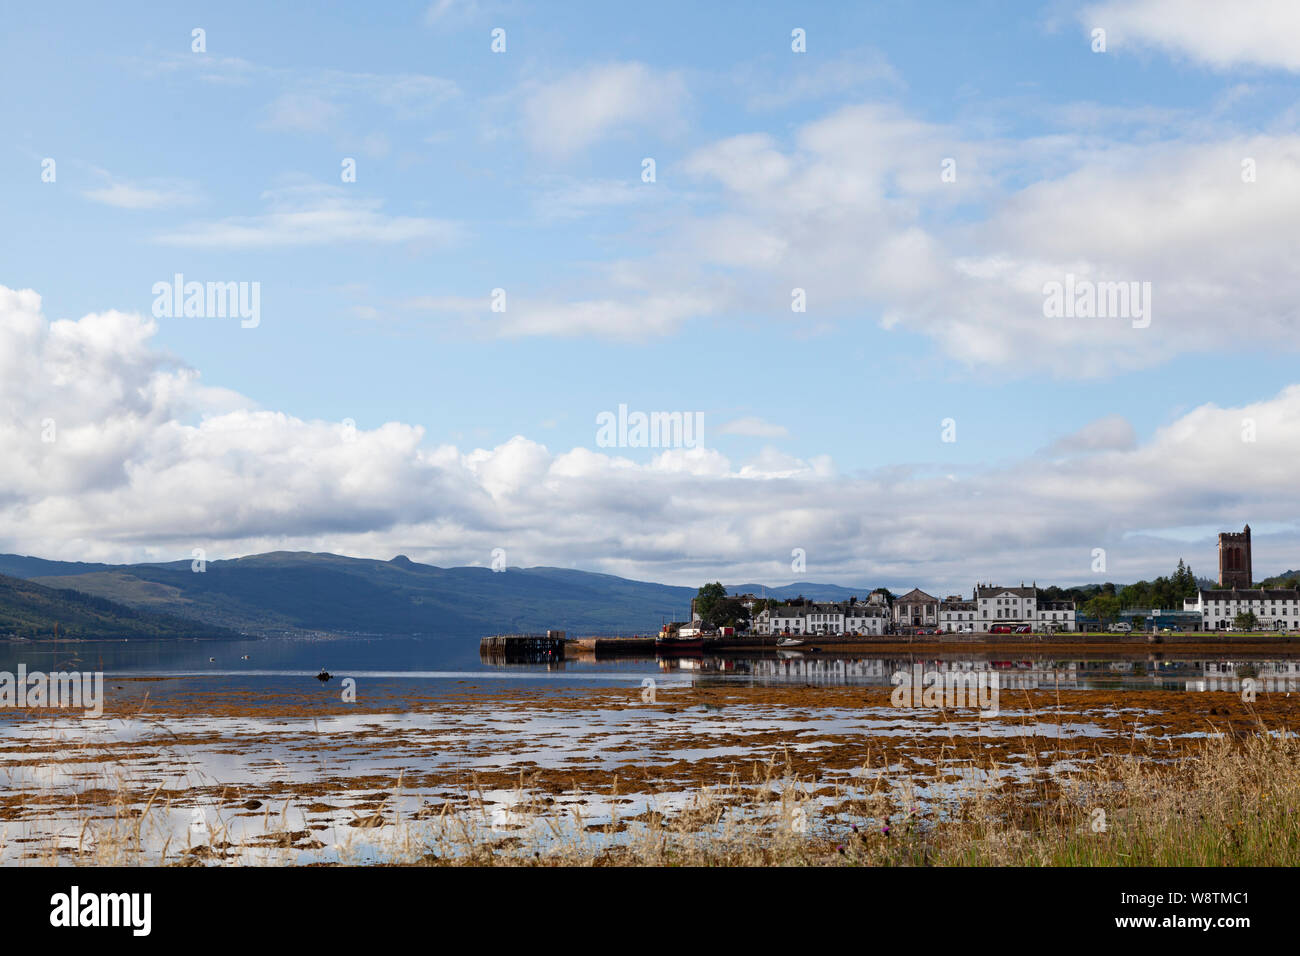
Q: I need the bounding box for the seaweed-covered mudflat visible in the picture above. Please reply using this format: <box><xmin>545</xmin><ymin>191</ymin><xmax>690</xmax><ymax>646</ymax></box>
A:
<box><xmin>2</xmin><ymin>674</ymin><xmax>1297</xmax><ymax>866</ymax></box>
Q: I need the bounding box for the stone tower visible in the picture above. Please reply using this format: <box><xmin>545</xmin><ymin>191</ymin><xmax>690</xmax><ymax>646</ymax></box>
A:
<box><xmin>1218</xmin><ymin>524</ymin><xmax>1252</xmax><ymax>588</ymax></box>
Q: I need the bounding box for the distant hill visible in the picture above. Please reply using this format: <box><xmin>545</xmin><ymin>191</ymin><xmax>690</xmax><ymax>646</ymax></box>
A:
<box><xmin>2</xmin><ymin>552</ymin><xmax>701</xmax><ymax>638</ymax></box>
<box><xmin>0</xmin><ymin>552</ymin><xmax>892</xmax><ymax>639</ymax></box>
<box><xmin>1261</xmin><ymin>570</ymin><xmax>1300</xmax><ymax>587</ymax></box>
<box><xmin>0</xmin><ymin>572</ymin><xmax>239</xmax><ymax>641</ymax></box>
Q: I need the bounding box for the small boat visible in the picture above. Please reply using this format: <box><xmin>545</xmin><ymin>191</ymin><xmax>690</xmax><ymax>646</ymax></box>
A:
<box><xmin>776</xmin><ymin>637</ymin><xmax>804</xmax><ymax>647</ymax></box>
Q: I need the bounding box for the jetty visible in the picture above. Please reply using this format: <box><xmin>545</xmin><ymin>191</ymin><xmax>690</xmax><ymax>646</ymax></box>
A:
<box><xmin>479</xmin><ymin>632</ymin><xmax>566</xmax><ymax>664</ymax></box>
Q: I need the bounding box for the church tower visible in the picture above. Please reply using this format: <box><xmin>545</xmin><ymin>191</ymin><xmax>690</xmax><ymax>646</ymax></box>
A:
<box><xmin>1217</xmin><ymin>524</ymin><xmax>1252</xmax><ymax>588</ymax></box>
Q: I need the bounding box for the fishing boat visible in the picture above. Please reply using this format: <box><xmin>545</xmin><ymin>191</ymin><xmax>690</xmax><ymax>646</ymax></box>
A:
<box><xmin>656</xmin><ymin>634</ymin><xmax>705</xmax><ymax>653</ymax></box>
<box><xmin>656</xmin><ymin>623</ymin><xmax>705</xmax><ymax>654</ymax></box>
<box><xmin>776</xmin><ymin>637</ymin><xmax>804</xmax><ymax>647</ymax></box>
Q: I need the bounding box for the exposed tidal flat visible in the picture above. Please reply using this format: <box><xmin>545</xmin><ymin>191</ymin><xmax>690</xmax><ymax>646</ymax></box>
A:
<box><xmin>1</xmin><ymin>652</ymin><xmax>1298</xmax><ymax>866</ymax></box>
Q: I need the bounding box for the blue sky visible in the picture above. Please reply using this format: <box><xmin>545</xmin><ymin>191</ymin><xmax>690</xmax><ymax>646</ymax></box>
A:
<box><xmin>3</xmin><ymin>1</ymin><xmax>1300</xmax><ymax>592</ymax></box>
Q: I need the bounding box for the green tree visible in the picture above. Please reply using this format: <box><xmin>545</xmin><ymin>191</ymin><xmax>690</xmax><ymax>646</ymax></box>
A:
<box><xmin>704</xmin><ymin>596</ymin><xmax>751</xmax><ymax>630</ymax></box>
<box><xmin>1173</xmin><ymin>559</ymin><xmax>1198</xmax><ymax>601</ymax></box>
<box><xmin>693</xmin><ymin>582</ymin><xmax>726</xmax><ymax>621</ymax></box>
<box><xmin>1084</xmin><ymin>595</ymin><xmax>1121</xmax><ymax>627</ymax></box>
<box><xmin>1234</xmin><ymin>611</ymin><xmax>1258</xmax><ymax>631</ymax></box>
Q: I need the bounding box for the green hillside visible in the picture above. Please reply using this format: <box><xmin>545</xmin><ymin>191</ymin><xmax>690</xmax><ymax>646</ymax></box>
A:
<box><xmin>0</xmin><ymin>572</ymin><xmax>239</xmax><ymax>641</ymax></box>
<box><xmin>20</xmin><ymin>552</ymin><xmax>699</xmax><ymax>638</ymax></box>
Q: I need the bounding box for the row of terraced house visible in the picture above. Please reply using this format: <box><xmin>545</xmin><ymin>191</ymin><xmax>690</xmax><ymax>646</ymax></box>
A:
<box><xmin>750</xmin><ymin>581</ymin><xmax>1300</xmax><ymax>637</ymax></box>
<box><xmin>749</xmin><ymin>584</ymin><xmax>1080</xmax><ymax>636</ymax></box>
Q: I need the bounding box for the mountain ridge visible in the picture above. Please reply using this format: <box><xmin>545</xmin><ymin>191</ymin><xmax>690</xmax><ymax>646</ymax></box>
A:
<box><xmin>0</xmin><ymin>551</ymin><xmax>881</xmax><ymax>638</ymax></box>
<box><xmin>0</xmin><ymin>571</ymin><xmax>239</xmax><ymax>641</ymax></box>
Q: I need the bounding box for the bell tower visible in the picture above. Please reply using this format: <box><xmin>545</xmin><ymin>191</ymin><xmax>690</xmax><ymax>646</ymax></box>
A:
<box><xmin>1217</xmin><ymin>524</ymin><xmax>1252</xmax><ymax>588</ymax></box>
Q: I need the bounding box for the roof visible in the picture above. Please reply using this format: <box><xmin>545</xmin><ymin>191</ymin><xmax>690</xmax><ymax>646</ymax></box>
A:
<box><xmin>764</xmin><ymin>602</ymin><xmax>887</xmax><ymax>617</ymax></box>
<box><xmin>976</xmin><ymin>585</ymin><xmax>1036</xmax><ymax>598</ymax></box>
<box><xmin>1198</xmin><ymin>588</ymin><xmax>1300</xmax><ymax>600</ymax></box>
<box><xmin>895</xmin><ymin>588</ymin><xmax>939</xmax><ymax>604</ymax></box>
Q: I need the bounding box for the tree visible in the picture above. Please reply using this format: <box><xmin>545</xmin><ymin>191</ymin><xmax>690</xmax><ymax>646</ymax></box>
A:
<box><xmin>693</xmin><ymin>582</ymin><xmax>726</xmax><ymax>621</ymax></box>
<box><xmin>1173</xmin><ymin>559</ymin><xmax>1197</xmax><ymax>601</ymax></box>
<box><xmin>704</xmin><ymin>596</ymin><xmax>751</xmax><ymax>630</ymax></box>
<box><xmin>1083</xmin><ymin>595</ymin><xmax>1121</xmax><ymax>626</ymax></box>
<box><xmin>1234</xmin><ymin>611</ymin><xmax>1258</xmax><ymax>631</ymax></box>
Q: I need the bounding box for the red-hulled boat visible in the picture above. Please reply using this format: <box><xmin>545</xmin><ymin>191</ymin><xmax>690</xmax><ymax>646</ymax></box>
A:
<box><xmin>656</xmin><ymin>624</ymin><xmax>705</xmax><ymax>654</ymax></box>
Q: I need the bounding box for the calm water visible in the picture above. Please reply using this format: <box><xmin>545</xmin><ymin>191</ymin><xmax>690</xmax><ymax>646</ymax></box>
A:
<box><xmin>2</xmin><ymin>635</ymin><xmax>1298</xmax><ymax>700</ymax></box>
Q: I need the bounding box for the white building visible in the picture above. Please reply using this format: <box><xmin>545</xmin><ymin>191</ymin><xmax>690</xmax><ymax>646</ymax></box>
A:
<box><xmin>843</xmin><ymin>602</ymin><xmax>889</xmax><ymax>635</ymax></box>
<box><xmin>939</xmin><ymin>596</ymin><xmax>977</xmax><ymax>632</ymax></box>
<box><xmin>1184</xmin><ymin>587</ymin><xmax>1300</xmax><ymax>631</ymax></box>
<box><xmin>974</xmin><ymin>584</ymin><xmax>1075</xmax><ymax>632</ymax></box>
<box><xmin>756</xmin><ymin>600</ymin><xmax>888</xmax><ymax>636</ymax></box>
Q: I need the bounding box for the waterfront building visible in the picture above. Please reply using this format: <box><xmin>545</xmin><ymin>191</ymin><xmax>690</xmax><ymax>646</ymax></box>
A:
<box><xmin>1183</xmin><ymin>587</ymin><xmax>1300</xmax><ymax>631</ymax></box>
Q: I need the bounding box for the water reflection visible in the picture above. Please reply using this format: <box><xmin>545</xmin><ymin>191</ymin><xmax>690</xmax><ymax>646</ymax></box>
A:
<box><xmin>497</xmin><ymin>652</ymin><xmax>1300</xmax><ymax>692</ymax></box>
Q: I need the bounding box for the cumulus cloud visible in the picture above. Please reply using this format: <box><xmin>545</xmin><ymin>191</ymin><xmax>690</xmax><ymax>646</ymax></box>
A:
<box><xmin>5</xmin><ymin>284</ymin><xmax>1300</xmax><ymax>591</ymax></box>
<box><xmin>514</xmin><ymin>100</ymin><xmax>1300</xmax><ymax>373</ymax></box>
<box><xmin>1082</xmin><ymin>0</ymin><xmax>1300</xmax><ymax>71</ymax></box>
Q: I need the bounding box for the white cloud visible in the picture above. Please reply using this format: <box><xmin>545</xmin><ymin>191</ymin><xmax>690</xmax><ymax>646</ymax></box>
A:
<box><xmin>156</xmin><ymin>181</ymin><xmax>459</xmax><ymax>248</ymax></box>
<box><xmin>5</xmin><ymin>284</ymin><xmax>1300</xmax><ymax>591</ymax></box>
<box><xmin>485</xmin><ymin>291</ymin><xmax>724</xmax><ymax>340</ymax></box>
<box><xmin>518</xmin><ymin>101</ymin><xmax>1300</xmax><ymax>372</ymax></box>
<box><xmin>1082</xmin><ymin>0</ymin><xmax>1300</xmax><ymax>71</ymax></box>
<box><xmin>82</xmin><ymin>169</ymin><xmax>200</xmax><ymax>210</ymax></box>
<box><xmin>521</xmin><ymin>62</ymin><xmax>687</xmax><ymax>158</ymax></box>
<box><xmin>1044</xmin><ymin>415</ymin><xmax>1137</xmax><ymax>455</ymax></box>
